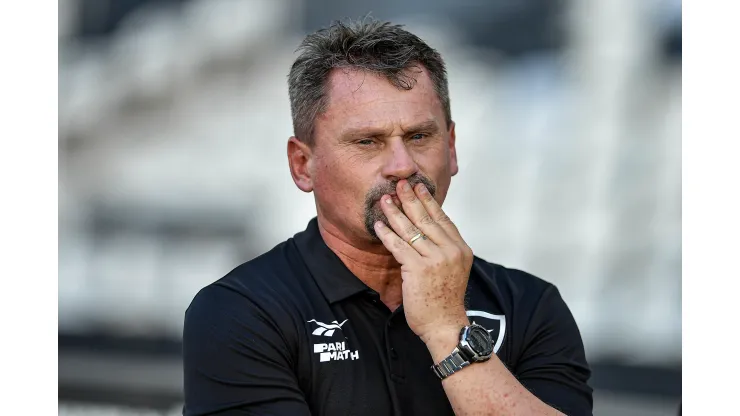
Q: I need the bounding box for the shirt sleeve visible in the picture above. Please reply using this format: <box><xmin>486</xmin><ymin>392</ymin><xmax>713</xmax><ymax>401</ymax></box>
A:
<box><xmin>514</xmin><ymin>285</ymin><xmax>593</xmax><ymax>416</ymax></box>
<box><xmin>182</xmin><ymin>284</ymin><xmax>311</xmax><ymax>416</ymax></box>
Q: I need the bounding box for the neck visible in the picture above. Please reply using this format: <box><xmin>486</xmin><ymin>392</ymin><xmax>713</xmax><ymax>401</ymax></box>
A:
<box><xmin>317</xmin><ymin>217</ymin><xmax>403</xmax><ymax>310</ymax></box>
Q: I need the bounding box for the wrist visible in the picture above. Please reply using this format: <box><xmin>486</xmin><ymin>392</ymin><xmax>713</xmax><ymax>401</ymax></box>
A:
<box><xmin>420</xmin><ymin>314</ymin><xmax>470</xmax><ymax>363</ymax></box>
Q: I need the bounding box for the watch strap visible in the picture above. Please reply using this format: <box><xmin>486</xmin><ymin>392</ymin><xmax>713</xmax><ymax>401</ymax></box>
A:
<box><xmin>431</xmin><ymin>348</ymin><xmax>470</xmax><ymax>380</ymax></box>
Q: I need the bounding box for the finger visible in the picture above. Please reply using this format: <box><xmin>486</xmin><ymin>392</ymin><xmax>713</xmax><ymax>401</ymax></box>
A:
<box><xmin>412</xmin><ymin>183</ymin><xmax>465</xmax><ymax>245</ymax></box>
<box><xmin>373</xmin><ymin>220</ymin><xmax>421</xmax><ymax>264</ymax></box>
<box><xmin>379</xmin><ymin>194</ymin><xmax>437</xmax><ymax>256</ymax></box>
<box><xmin>395</xmin><ymin>180</ymin><xmax>449</xmax><ymax>245</ymax></box>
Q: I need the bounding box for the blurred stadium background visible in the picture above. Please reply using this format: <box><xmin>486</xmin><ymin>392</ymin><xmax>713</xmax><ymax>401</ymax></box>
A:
<box><xmin>58</xmin><ymin>0</ymin><xmax>682</xmax><ymax>414</ymax></box>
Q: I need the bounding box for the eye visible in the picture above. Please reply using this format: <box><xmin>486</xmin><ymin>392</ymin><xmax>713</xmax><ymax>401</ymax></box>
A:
<box><xmin>410</xmin><ymin>133</ymin><xmax>427</xmax><ymax>141</ymax></box>
<box><xmin>357</xmin><ymin>138</ymin><xmax>375</xmax><ymax>146</ymax></box>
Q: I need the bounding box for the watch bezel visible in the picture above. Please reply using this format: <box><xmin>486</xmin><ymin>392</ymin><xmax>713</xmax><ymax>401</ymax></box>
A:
<box><xmin>458</xmin><ymin>323</ymin><xmax>494</xmax><ymax>362</ymax></box>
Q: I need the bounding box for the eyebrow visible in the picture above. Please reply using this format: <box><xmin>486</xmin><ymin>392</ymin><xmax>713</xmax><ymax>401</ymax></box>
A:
<box><xmin>339</xmin><ymin>120</ymin><xmax>441</xmax><ymax>141</ymax></box>
<box><xmin>403</xmin><ymin>120</ymin><xmax>441</xmax><ymax>135</ymax></box>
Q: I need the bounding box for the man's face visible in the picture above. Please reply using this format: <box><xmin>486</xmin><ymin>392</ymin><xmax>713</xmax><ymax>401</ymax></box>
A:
<box><xmin>309</xmin><ymin>66</ymin><xmax>458</xmax><ymax>243</ymax></box>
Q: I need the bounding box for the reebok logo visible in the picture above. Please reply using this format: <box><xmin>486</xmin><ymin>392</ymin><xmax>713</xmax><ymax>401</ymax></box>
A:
<box><xmin>307</xmin><ymin>319</ymin><xmax>348</xmax><ymax>337</ymax></box>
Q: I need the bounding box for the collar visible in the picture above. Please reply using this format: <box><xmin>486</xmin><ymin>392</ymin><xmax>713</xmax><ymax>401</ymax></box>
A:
<box><xmin>293</xmin><ymin>217</ymin><xmax>375</xmax><ymax>304</ymax></box>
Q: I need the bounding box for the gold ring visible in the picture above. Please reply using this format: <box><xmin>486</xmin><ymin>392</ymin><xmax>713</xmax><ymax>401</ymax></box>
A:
<box><xmin>408</xmin><ymin>232</ymin><xmax>426</xmax><ymax>245</ymax></box>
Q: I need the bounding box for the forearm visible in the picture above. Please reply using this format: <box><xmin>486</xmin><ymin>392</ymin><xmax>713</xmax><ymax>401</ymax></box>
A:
<box><xmin>423</xmin><ymin>318</ymin><xmax>564</xmax><ymax>416</ymax></box>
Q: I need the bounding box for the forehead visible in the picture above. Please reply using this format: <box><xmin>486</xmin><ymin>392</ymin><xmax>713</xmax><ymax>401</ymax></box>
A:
<box><xmin>317</xmin><ymin>66</ymin><xmax>444</xmax><ymax>135</ymax></box>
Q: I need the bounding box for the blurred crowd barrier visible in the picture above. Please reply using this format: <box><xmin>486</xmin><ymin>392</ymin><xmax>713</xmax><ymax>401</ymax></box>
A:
<box><xmin>58</xmin><ymin>0</ymin><xmax>681</xmax><ymax>407</ymax></box>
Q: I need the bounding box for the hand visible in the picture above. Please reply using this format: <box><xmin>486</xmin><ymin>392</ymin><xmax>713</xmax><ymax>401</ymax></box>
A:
<box><xmin>374</xmin><ymin>179</ymin><xmax>473</xmax><ymax>344</ymax></box>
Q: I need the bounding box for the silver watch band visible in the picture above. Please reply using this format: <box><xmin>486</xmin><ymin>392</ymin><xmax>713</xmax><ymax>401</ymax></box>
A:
<box><xmin>431</xmin><ymin>348</ymin><xmax>470</xmax><ymax>380</ymax></box>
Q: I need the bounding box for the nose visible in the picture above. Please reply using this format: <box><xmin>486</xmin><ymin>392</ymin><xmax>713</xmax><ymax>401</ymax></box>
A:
<box><xmin>381</xmin><ymin>138</ymin><xmax>419</xmax><ymax>181</ymax></box>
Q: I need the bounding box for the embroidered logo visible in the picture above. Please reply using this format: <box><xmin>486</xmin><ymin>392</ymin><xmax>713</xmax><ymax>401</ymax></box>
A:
<box><xmin>307</xmin><ymin>319</ymin><xmax>348</xmax><ymax>337</ymax></box>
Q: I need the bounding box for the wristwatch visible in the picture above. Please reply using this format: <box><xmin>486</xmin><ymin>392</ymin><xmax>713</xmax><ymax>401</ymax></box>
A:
<box><xmin>431</xmin><ymin>323</ymin><xmax>494</xmax><ymax>380</ymax></box>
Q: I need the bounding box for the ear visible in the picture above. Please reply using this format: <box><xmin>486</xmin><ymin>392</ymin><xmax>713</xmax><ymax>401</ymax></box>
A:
<box><xmin>447</xmin><ymin>121</ymin><xmax>459</xmax><ymax>177</ymax></box>
<box><xmin>288</xmin><ymin>136</ymin><xmax>314</xmax><ymax>192</ymax></box>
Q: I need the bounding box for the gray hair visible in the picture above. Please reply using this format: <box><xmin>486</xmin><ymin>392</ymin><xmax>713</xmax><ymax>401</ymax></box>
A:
<box><xmin>287</xmin><ymin>18</ymin><xmax>452</xmax><ymax>146</ymax></box>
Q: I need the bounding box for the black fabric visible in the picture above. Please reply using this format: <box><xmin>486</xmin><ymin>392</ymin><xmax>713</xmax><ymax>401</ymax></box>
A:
<box><xmin>183</xmin><ymin>218</ymin><xmax>593</xmax><ymax>415</ymax></box>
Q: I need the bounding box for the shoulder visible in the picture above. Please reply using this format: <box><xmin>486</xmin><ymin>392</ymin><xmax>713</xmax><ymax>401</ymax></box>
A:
<box><xmin>216</xmin><ymin>240</ymin><xmax>300</xmax><ymax>295</ymax></box>
<box><xmin>184</xmin><ymin>238</ymin><xmax>308</xmax><ymax>336</ymax></box>
<box><xmin>182</xmin><ymin>243</ymin><xmax>312</xmax><ymax>415</ymax></box>
<box><xmin>470</xmin><ymin>258</ymin><xmax>584</xmax><ymax>350</ymax></box>
<box><xmin>468</xmin><ymin>257</ymin><xmax>575</xmax><ymax>334</ymax></box>
<box><xmin>471</xmin><ymin>256</ymin><xmax>556</xmax><ymax>301</ymax></box>
<box><xmin>196</xmin><ymin>235</ymin><xmax>310</xmax><ymax>303</ymax></box>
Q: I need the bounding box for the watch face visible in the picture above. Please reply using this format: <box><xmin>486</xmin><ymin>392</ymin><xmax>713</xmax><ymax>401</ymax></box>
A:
<box><xmin>467</xmin><ymin>325</ymin><xmax>494</xmax><ymax>357</ymax></box>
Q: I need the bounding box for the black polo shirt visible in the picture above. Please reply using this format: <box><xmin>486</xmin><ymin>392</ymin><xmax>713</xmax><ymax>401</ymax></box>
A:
<box><xmin>183</xmin><ymin>218</ymin><xmax>593</xmax><ymax>416</ymax></box>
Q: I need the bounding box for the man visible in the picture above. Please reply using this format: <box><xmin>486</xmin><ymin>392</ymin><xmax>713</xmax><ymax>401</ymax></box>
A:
<box><xmin>183</xmin><ymin>18</ymin><xmax>592</xmax><ymax>416</ymax></box>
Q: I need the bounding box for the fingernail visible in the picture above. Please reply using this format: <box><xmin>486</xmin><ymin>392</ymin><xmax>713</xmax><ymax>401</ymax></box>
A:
<box><xmin>417</xmin><ymin>184</ymin><xmax>427</xmax><ymax>194</ymax></box>
<box><xmin>375</xmin><ymin>221</ymin><xmax>385</xmax><ymax>229</ymax></box>
<box><xmin>403</xmin><ymin>182</ymin><xmax>412</xmax><ymax>192</ymax></box>
<box><xmin>385</xmin><ymin>195</ymin><xmax>393</xmax><ymax>204</ymax></box>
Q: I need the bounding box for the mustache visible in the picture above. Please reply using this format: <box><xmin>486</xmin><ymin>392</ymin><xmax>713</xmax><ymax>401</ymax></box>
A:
<box><xmin>363</xmin><ymin>174</ymin><xmax>437</xmax><ymax>241</ymax></box>
<box><xmin>365</xmin><ymin>175</ymin><xmax>437</xmax><ymax>206</ymax></box>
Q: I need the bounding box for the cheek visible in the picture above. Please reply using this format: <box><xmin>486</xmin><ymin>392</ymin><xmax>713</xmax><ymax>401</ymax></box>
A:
<box><xmin>432</xmin><ymin>177</ymin><xmax>451</xmax><ymax>204</ymax></box>
<box><xmin>418</xmin><ymin>155</ymin><xmax>452</xmax><ymax>202</ymax></box>
<box><xmin>418</xmin><ymin>149</ymin><xmax>451</xmax><ymax>178</ymax></box>
<box><xmin>313</xmin><ymin>158</ymin><xmax>367</xmax><ymax>206</ymax></box>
